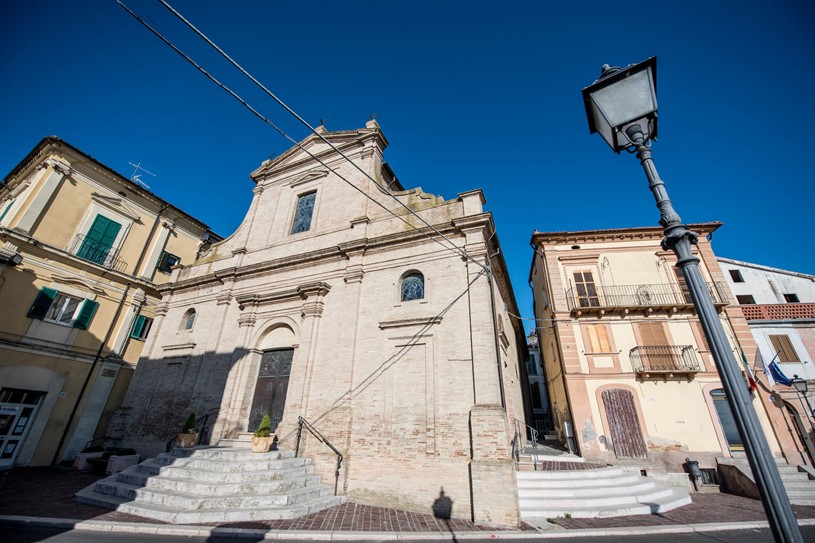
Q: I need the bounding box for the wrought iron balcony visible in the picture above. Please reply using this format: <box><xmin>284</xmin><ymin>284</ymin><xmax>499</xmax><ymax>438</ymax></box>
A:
<box><xmin>630</xmin><ymin>345</ymin><xmax>701</xmax><ymax>378</ymax></box>
<box><xmin>741</xmin><ymin>303</ymin><xmax>815</xmax><ymax>321</ymax></box>
<box><xmin>68</xmin><ymin>234</ymin><xmax>128</xmax><ymax>272</ymax></box>
<box><xmin>566</xmin><ymin>282</ymin><xmax>725</xmax><ymax>313</ymax></box>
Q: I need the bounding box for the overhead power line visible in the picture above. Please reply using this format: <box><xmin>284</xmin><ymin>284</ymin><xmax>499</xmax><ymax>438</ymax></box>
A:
<box><xmin>117</xmin><ymin>0</ymin><xmax>487</xmax><ymax>272</ymax></box>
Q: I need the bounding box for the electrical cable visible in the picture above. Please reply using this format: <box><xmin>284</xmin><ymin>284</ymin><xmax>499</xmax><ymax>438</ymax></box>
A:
<box><xmin>122</xmin><ymin>0</ymin><xmax>486</xmax><ymax>272</ymax></box>
<box><xmin>156</xmin><ymin>0</ymin><xmax>481</xmax><ymax>270</ymax></box>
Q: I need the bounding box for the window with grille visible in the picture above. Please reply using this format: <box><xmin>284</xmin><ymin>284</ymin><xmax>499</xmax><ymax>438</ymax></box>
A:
<box><xmin>401</xmin><ymin>272</ymin><xmax>425</xmax><ymax>302</ymax></box>
<box><xmin>290</xmin><ymin>191</ymin><xmax>316</xmax><ymax>234</ymax></box>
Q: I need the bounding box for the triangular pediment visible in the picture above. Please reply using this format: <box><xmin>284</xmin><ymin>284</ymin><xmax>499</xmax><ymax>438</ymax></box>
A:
<box><xmin>91</xmin><ymin>193</ymin><xmax>142</xmax><ymax>223</ymax></box>
<box><xmin>250</xmin><ymin>125</ymin><xmax>386</xmax><ymax>181</ymax></box>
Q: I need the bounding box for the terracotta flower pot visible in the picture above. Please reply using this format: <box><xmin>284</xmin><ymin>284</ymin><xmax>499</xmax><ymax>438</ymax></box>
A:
<box><xmin>177</xmin><ymin>432</ymin><xmax>199</xmax><ymax>448</ymax></box>
<box><xmin>252</xmin><ymin>435</ymin><xmax>274</xmax><ymax>453</ymax></box>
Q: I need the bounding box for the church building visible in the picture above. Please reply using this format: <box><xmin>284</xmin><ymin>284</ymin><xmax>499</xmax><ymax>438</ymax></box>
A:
<box><xmin>108</xmin><ymin>120</ymin><xmax>529</xmax><ymax>525</ymax></box>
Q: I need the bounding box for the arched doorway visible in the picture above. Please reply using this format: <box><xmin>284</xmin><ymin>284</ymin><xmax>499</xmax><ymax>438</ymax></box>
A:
<box><xmin>601</xmin><ymin>388</ymin><xmax>648</xmax><ymax>459</ymax></box>
<box><xmin>248</xmin><ymin>349</ymin><xmax>293</xmax><ymax>433</ymax></box>
<box><xmin>710</xmin><ymin>388</ymin><xmax>744</xmax><ymax>452</ymax></box>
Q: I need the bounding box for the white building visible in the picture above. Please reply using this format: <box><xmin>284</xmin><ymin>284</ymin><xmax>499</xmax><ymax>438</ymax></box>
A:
<box><xmin>718</xmin><ymin>257</ymin><xmax>815</xmax><ymax>463</ymax></box>
<box><xmin>108</xmin><ymin>121</ymin><xmax>529</xmax><ymax>525</ymax></box>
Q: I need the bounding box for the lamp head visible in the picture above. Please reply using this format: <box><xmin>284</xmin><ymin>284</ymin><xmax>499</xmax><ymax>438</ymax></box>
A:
<box><xmin>582</xmin><ymin>56</ymin><xmax>658</xmax><ymax>153</ymax></box>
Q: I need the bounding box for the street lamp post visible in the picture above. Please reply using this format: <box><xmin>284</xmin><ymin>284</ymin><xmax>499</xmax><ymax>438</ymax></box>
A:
<box><xmin>792</xmin><ymin>376</ymin><xmax>814</xmax><ymax>426</ymax></box>
<box><xmin>581</xmin><ymin>57</ymin><xmax>802</xmax><ymax>543</ymax></box>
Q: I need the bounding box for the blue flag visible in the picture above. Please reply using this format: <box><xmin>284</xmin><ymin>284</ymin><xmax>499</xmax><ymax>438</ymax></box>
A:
<box><xmin>767</xmin><ymin>359</ymin><xmax>793</xmax><ymax>387</ymax></box>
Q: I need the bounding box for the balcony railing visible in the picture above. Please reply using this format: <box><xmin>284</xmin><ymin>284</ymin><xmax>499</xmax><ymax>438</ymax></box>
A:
<box><xmin>630</xmin><ymin>345</ymin><xmax>701</xmax><ymax>375</ymax></box>
<box><xmin>69</xmin><ymin>234</ymin><xmax>127</xmax><ymax>272</ymax></box>
<box><xmin>741</xmin><ymin>303</ymin><xmax>815</xmax><ymax>321</ymax></box>
<box><xmin>566</xmin><ymin>282</ymin><xmax>725</xmax><ymax>312</ymax></box>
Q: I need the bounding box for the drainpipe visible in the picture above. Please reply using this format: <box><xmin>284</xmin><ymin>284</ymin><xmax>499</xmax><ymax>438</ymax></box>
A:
<box><xmin>52</xmin><ymin>284</ymin><xmax>131</xmax><ymax>465</ymax></box>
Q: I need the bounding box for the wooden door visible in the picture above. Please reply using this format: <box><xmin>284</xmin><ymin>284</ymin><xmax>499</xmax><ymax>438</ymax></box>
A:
<box><xmin>602</xmin><ymin>388</ymin><xmax>648</xmax><ymax>459</ymax></box>
<box><xmin>249</xmin><ymin>349</ymin><xmax>293</xmax><ymax>433</ymax></box>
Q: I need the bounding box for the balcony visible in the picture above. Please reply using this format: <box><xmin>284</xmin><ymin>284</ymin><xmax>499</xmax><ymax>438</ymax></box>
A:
<box><xmin>741</xmin><ymin>303</ymin><xmax>815</xmax><ymax>321</ymax></box>
<box><xmin>69</xmin><ymin>234</ymin><xmax>128</xmax><ymax>272</ymax></box>
<box><xmin>630</xmin><ymin>345</ymin><xmax>701</xmax><ymax>380</ymax></box>
<box><xmin>565</xmin><ymin>282</ymin><xmax>726</xmax><ymax>315</ymax></box>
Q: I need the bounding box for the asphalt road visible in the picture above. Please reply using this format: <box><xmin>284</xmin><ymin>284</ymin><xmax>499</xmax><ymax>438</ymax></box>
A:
<box><xmin>3</xmin><ymin>524</ymin><xmax>815</xmax><ymax>543</ymax></box>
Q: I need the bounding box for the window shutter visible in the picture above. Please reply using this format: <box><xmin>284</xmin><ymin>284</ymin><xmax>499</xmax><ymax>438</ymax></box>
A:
<box><xmin>27</xmin><ymin>287</ymin><xmax>57</xmax><ymax>320</ymax></box>
<box><xmin>73</xmin><ymin>299</ymin><xmax>99</xmax><ymax>330</ymax></box>
<box><xmin>130</xmin><ymin>315</ymin><xmax>146</xmax><ymax>339</ymax></box>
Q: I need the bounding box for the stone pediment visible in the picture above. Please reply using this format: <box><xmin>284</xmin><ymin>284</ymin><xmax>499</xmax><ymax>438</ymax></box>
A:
<box><xmin>91</xmin><ymin>193</ymin><xmax>142</xmax><ymax>223</ymax></box>
<box><xmin>250</xmin><ymin>125</ymin><xmax>386</xmax><ymax>181</ymax></box>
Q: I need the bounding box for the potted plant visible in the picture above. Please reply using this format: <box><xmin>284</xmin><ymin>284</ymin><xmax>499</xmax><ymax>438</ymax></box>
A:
<box><xmin>177</xmin><ymin>413</ymin><xmax>199</xmax><ymax>448</ymax></box>
<box><xmin>252</xmin><ymin>412</ymin><xmax>275</xmax><ymax>453</ymax></box>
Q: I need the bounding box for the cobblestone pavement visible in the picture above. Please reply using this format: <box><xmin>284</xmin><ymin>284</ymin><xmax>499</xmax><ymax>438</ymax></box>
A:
<box><xmin>2</xmin><ymin>466</ymin><xmax>814</xmax><ymax>532</ymax></box>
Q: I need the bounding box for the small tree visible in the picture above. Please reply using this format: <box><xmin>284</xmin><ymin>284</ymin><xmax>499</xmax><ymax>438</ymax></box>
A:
<box><xmin>182</xmin><ymin>413</ymin><xmax>197</xmax><ymax>433</ymax></box>
<box><xmin>254</xmin><ymin>413</ymin><xmax>272</xmax><ymax>438</ymax></box>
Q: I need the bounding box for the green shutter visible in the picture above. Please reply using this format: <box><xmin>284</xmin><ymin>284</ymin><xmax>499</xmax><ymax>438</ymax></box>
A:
<box><xmin>73</xmin><ymin>299</ymin><xmax>99</xmax><ymax>330</ymax></box>
<box><xmin>78</xmin><ymin>215</ymin><xmax>122</xmax><ymax>265</ymax></box>
<box><xmin>130</xmin><ymin>315</ymin><xmax>146</xmax><ymax>339</ymax></box>
<box><xmin>27</xmin><ymin>287</ymin><xmax>58</xmax><ymax>319</ymax></box>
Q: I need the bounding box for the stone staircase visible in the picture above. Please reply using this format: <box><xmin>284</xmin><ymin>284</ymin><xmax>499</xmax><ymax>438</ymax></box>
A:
<box><xmin>718</xmin><ymin>457</ymin><xmax>815</xmax><ymax>506</ymax></box>
<box><xmin>74</xmin><ymin>446</ymin><xmax>345</xmax><ymax>524</ymax></box>
<box><xmin>517</xmin><ymin>465</ymin><xmax>691</xmax><ymax>520</ymax></box>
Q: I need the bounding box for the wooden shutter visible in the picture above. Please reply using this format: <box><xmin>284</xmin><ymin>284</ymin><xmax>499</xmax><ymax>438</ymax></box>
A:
<box><xmin>27</xmin><ymin>287</ymin><xmax>58</xmax><ymax>319</ymax></box>
<box><xmin>769</xmin><ymin>335</ymin><xmax>800</xmax><ymax>363</ymax></box>
<box><xmin>586</xmin><ymin>325</ymin><xmax>611</xmax><ymax>352</ymax></box>
<box><xmin>639</xmin><ymin>322</ymin><xmax>668</xmax><ymax>346</ymax></box>
<box><xmin>73</xmin><ymin>300</ymin><xmax>99</xmax><ymax>330</ymax></box>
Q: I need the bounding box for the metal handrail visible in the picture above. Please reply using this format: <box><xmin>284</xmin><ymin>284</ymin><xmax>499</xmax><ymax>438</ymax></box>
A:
<box><xmin>566</xmin><ymin>281</ymin><xmax>725</xmax><ymax>311</ymax></box>
<box><xmin>295</xmin><ymin>416</ymin><xmax>343</xmax><ymax>494</ymax></box>
<box><xmin>512</xmin><ymin>418</ymin><xmax>539</xmax><ymax>471</ymax></box>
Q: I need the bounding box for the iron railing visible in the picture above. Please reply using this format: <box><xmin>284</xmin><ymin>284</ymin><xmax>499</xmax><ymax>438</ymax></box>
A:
<box><xmin>69</xmin><ymin>234</ymin><xmax>128</xmax><ymax>272</ymax></box>
<box><xmin>512</xmin><ymin>418</ymin><xmax>539</xmax><ymax>470</ymax></box>
<box><xmin>630</xmin><ymin>345</ymin><xmax>701</xmax><ymax>373</ymax></box>
<box><xmin>295</xmin><ymin>416</ymin><xmax>343</xmax><ymax>495</ymax></box>
<box><xmin>566</xmin><ymin>282</ymin><xmax>725</xmax><ymax>311</ymax></box>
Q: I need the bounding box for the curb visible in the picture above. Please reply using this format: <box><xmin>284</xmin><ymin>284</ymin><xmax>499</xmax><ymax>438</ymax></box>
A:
<box><xmin>3</xmin><ymin>515</ymin><xmax>815</xmax><ymax>539</ymax></box>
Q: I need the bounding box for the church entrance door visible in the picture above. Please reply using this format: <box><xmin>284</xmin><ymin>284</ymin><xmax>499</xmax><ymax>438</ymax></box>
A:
<box><xmin>249</xmin><ymin>349</ymin><xmax>293</xmax><ymax>433</ymax></box>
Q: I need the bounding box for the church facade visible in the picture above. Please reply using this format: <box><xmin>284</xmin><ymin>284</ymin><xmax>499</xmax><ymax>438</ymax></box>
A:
<box><xmin>109</xmin><ymin>120</ymin><xmax>529</xmax><ymax>525</ymax></box>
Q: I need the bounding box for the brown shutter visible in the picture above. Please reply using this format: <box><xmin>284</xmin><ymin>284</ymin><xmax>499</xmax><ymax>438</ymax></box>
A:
<box><xmin>770</xmin><ymin>335</ymin><xmax>800</xmax><ymax>363</ymax></box>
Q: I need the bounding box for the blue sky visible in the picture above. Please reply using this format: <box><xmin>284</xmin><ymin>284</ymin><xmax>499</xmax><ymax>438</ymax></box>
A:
<box><xmin>2</xmin><ymin>1</ymin><xmax>813</xmax><ymax>333</ymax></box>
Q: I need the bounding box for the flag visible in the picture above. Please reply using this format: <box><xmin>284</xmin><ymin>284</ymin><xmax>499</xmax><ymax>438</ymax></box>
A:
<box><xmin>767</xmin><ymin>352</ymin><xmax>793</xmax><ymax>387</ymax></box>
<box><xmin>740</xmin><ymin>348</ymin><xmax>757</xmax><ymax>392</ymax></box>
<box><xmin>757</xmin><ymin>349</ymin><xmax>774</xmax><ymax>388</ymax></box>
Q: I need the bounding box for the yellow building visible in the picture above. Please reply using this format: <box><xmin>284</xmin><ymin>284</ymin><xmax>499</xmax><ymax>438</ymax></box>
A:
<box><xmin>529</xmin><ymin>223</ymin><xmax>790</xmax><ymax>480</ymax></box>
<box><xmin>0</xmin><ymin>137</ymin><xmax>219</xmax><ymax>467</ymax></box>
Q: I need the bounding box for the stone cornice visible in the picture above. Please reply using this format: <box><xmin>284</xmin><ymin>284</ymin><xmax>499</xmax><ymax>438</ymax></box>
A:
<box><xmin>379</xmin><ymin>316</ymin><xmax>443</xmax><ymax>329</ymax></box>
<box><xmin>234</xmin><ymin>282</ymin><xmax>331</xmax><ymax>308</ymax></box>
<box><xmin>531</xmin><ymin>222</ymin><xmax>723</xmax><ymax>246</ymax></box>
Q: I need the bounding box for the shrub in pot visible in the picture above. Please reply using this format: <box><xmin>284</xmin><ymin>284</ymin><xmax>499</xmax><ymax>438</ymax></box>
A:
<box><xmin>177</xmin><ymin>413</ymin><xmax>199</xmax><ymax>448</ymax></box>
<box><xmin>252</xmin><ymin>413</ymin><xmax>275</xmax><ymax>453</ymax></box>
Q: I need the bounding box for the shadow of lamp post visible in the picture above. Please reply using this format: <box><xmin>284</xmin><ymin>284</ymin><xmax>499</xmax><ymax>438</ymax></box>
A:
<box><xmin>580</xmin><ymin>56</ymin><xmax>802</xmax><ymax>543</ymax></box>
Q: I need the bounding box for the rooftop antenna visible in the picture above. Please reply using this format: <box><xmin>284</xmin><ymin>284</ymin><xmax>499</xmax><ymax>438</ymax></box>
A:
<box><xmin>128</xmin><ymin>162</ymin><xmax>156</xmax><ymax>189</ymax></box>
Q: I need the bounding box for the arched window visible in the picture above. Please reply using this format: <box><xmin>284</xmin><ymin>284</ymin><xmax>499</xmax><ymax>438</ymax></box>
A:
<box><xmin>181</xmin><ymin>308</ymin><xmax>196</xmax><ymax>330</ymax></box>
<box><xmin>401</xmin><ymin>272</ymin><xmax>424</xmax><ymax>302</ymax></box>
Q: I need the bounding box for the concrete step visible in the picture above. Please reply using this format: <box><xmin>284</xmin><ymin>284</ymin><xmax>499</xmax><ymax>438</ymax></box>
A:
<box><xmin>717</xmin><ymin>457</ymin><xmax>815</xmax><ymax>506</ymax></box>
<box><xmin>517</xmin><ymin>464</ymin><xmax>690</xmax><ymax>520</ymax></box>
<box><xmin>74</xmin><ymin>445</ymin><xmax>343</xmax><ymax>524</ymax></box>
<box><xmin>520</xmin><ymin>489</ymin><xmax>691</xmax><ymax>519</ymax></box>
